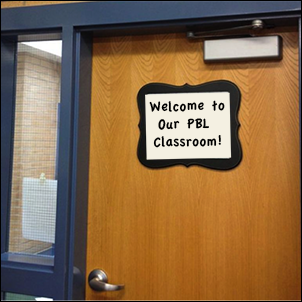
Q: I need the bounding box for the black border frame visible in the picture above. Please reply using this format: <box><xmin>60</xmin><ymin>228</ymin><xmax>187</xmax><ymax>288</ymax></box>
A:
<box><xmin>137</xmin><ymin>81</ymin><xmax>242</xmax><ymax>170</ymax></box>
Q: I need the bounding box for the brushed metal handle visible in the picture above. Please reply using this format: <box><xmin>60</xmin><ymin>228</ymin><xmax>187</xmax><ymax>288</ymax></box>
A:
<box><xmin>88</xmin><ymin>269</ymin><xmax>125</xmax><ymax>292</ymax></box>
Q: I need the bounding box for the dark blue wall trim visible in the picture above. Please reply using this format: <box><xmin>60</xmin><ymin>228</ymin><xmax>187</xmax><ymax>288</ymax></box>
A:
<box><xmin>52</xmin><ymin>26</ymin><xmax>76</xmax><ymax>301</ymax></box>
<box><xmin>1</xmin><ymin>39</ymin><xmax>16</xmax><ymax>255</ymax></box>
<box><xmin>68</xmin><ymin>31</ymin><xmax>92</xmax><ymax>300</ymax></box>
<box><xmin>1</xmin><ymin>266</ymin><xmax>53</xmax><ymax>298</ymax></box>
<box><xmin>1</xmin><ymin>1</ymin><xmax>301</xmax><ymax>32</ymax></box>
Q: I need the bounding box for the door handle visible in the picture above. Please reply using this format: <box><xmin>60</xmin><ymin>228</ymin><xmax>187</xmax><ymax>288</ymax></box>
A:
<box><xmin>88</xmin><ymin>269</ymin><xmax>125</xmax><ymax>292</ymax></box>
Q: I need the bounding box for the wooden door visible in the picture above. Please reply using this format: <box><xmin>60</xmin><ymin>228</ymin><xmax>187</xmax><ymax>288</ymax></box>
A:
<box><xmin>87</xmin><ymin>28</ymin><xmax>301</xmax><ymax>300</ymax></box>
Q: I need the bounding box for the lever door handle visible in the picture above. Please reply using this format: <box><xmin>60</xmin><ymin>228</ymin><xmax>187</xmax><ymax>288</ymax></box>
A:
<box><xmin>88</xmin><ymin>269</ymin><xmax>125</xmax><ymax>292</ymax></box>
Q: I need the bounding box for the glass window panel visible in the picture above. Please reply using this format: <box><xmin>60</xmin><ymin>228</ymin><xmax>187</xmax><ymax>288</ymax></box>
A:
<box><xmin>8</xmin><ymin>39</ymin><xmax>62</xmax><ymax>258</ymax></box>
<box><xmin>4</xmin><ymin>292</ymin><xmax>53</xmax><ymax>301</ymax></box>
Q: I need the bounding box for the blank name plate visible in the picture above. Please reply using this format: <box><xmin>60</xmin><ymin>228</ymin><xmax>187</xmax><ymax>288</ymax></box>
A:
<box><xmin>204</xmin><ymin>36</ymin><xmax>282</xmax><ymax>62</ymax></box>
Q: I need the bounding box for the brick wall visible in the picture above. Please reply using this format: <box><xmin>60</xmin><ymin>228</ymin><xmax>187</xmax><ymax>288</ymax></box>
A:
<box><xmin>9</xmin><ymin>44</ymin><xmax>61</xmax><ymax>254</ymax></box>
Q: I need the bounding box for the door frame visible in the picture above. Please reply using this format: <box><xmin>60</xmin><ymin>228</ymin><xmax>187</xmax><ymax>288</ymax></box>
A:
<box><xmin>1</xmin><ymin>1</ymin><xmax>301</xmax><ymax>300</ymax></box>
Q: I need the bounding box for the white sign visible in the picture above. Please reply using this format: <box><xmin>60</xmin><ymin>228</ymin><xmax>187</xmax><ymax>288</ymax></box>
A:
<box><xmin>145</xmin><ymin>92</ymin><xmax>231</xmax><ymax>160</ymax></box>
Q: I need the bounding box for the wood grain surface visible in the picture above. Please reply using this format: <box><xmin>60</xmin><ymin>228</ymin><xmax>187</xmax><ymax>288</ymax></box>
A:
<box><xmin>87</xmin><ymin>29</ymin><xmax>301</xmax><ymax>300</ymax></box>
<box><xmin>1</xmin><ymin>1</ymin><xmax>90</xmax><ymax>9</ymax></box>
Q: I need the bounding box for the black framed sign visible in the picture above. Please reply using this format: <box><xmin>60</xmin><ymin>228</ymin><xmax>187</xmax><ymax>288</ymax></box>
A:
<box><xmin>137</xmin><ymin>80</ymin><xmax>242</xmax><ymax>170</ymax></box>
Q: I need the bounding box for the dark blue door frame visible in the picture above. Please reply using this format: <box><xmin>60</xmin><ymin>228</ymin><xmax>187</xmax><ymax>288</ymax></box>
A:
<box><xmin>1</xmin><ymin>1</ymin><xmax>301</xmax><ymax>300</ymax></box>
